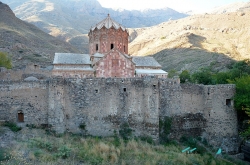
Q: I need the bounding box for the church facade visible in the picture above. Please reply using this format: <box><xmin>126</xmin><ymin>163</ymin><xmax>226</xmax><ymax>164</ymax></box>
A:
<box><xmin>52</xmin><ymin>14</ymin><xmax>168</xmax><ymax>78</ymax></box>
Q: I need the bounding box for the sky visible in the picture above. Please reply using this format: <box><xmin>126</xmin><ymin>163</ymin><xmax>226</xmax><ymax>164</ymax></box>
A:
<box><xmin>98</xmin><ymin>0</ymin><xmax>249</xmax><ymax>12</ymax></box>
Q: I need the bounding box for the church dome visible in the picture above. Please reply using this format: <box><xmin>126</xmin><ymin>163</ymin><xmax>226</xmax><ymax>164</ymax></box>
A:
<box><xmin>90</xmin><ymin>14</ymin><xmax>126</xmax><ymax>31</ymax></box>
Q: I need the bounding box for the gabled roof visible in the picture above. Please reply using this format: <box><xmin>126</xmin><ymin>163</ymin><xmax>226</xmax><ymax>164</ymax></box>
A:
<box><xmin>93</xmin><ymin>53</ymin><xmax>104</xmax><ymax>58</ymax></box>
<box><xmin>132</xmin><ymin>57</ymin><xmax>162</xmax><ymax>67</ymax></box>
<box><xmin>53</xmin><ymin>53</ymin><xmax>91</xmax><ymax>65</ymax></box>
<box><xmin>90</xmin><ymin>14</ymin><xmax>126</xmax><ymax>31</ymax></box>
<box><xmin>94</xmin><ymin>48</ymin><xmax>135</xmax><ymax>66</ymax></box>
<box><xmin>135</xmin><ymin>69</ymin><xmax>167</xmax><ymax>74</ymax></box>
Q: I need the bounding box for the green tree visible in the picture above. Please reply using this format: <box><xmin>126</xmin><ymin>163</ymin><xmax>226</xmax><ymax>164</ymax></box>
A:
<box><xmin>0</xmin><ymin>52</ymin><xmax>12</xmax><ymax>69</ymax></box>
<box><xmin>229</xmin><ymin>76</ymin><xmax>250</xmax><ymax>138</ymax></box>
<box><xmin>167</xmin><ymin>69</ymin><xmax>178</xmax><ymax>78</ymax></box>
<box><xmin>179</xmin><ymin>70</ymin><xmax>191</xmax><ymax>83</ymax></box>
<box><xmin>191</xmin><ymin>68</ymin><xmax>215</xmax><ymax>85</ymax></box>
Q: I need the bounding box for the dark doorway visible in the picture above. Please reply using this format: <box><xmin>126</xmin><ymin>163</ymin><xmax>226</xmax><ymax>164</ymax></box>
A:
<box><xmin>18</xmin><ymin>111</ymin><xmax>24</xmax><ymax>122</ymax></box>
<box><xmin>111</xmin><ymin>43</ymin><xmax>114</xmax><ymax>49</ymax></box>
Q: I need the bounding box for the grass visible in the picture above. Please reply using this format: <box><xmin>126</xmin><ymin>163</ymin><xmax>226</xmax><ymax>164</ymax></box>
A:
<box><xmin>0</xmin><ymin>128</ymin><xmax>248</xmax><ymax>165</ymax></box>
<box><xmin>4</xmin><ymin>122</ymin><xmax>22</xmax><ymax>132</ymax></box>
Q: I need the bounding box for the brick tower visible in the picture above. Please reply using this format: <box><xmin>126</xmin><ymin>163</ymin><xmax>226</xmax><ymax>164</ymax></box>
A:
<box><xmin>88</xmin><ymin>14</ymin><xmax>129</xmax><ymax>56</ymax></box>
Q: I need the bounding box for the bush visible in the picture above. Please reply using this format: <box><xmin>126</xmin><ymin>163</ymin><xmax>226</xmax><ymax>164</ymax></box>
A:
<box><xmin>179</xmin><ymin>70</ymin><xmax>191</xmax><ymax>83</ymax></box>
<box><xmin>119</xmin><ymin>122</ymin><xmax>133</xmax><ymax>140</ymax></box>
<box><xmin>0</xmin><ymin>148</ymin><xmax>10</xmax><ymax>161</ymax></box>
<box><xmin>0</xmin><ymin>52</ymin><xmax>12</xmax><ymax>69</ymax></box>
<box><xmin>139</xmin><ymin>136</ymin><xmax>154</xmax><ymax>144</ymax></box>
<box><xmin>4</xmin><ymin>122</ymin><xmax>22</xmax><ymax>132</ymax></box>
<box><xmin>56</xmin><ymin>145</ymin><xmax>71</xmax><ymax>159</ymax></box>
<box><xmin>159</xmin><ymin>117</ymin><xmax>172</xmax><ymax>144</ymax></box>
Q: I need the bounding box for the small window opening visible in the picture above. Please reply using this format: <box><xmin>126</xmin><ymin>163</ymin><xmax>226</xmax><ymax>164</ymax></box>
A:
<box><xmin>96</xmin><ymin>44</ymin><xmax>98</xmax><ymax>51</ymax></box>
<box><xmin>153</xmin><ymin>84</ymin><xmax>156</xmax><ymax>88</ymax></box>
<box><xmin>111</xmin><ymin>43</ymin><xmax>114</xmax><ymax>49</ymax></box>
<box><xmin>95</xmin><ymin>89</ymin><xmax>99</xmax><ymax>93</ymax></box>
<box><xmin>226</xmin><ymin>99</ymin><xmax>231</xmax><ymax>106</ymax></box>
<box><xmin>18</xmin><ymin>111</ymin><xmax>24</xmax><ymax>122</ymax></box>
<box><xmin>123</xmin><ymin>88</ymin><xmax>126</xmax><ymax>92</ymax></box>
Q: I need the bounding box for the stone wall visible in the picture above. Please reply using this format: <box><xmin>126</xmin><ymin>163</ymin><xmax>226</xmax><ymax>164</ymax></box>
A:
<box><xmin>0</xmin><ymin>77</ymin><xmax>239</xmax><ymax>152</ymax></box>
<box><xmin>95</xmin><ymin>49</ymin><xmax>135</xmax><ymax>78</ymax></box>
<box><xmin>0</xmin><ymin>64</ymin><xmax>51</xmax><ymax>81</ymax></box>
<box><xmin>159</xmin><ymin>83</ymin><xmax>238</xmax><ymax>153</ymax></box>
<box><xmin>0</xmin><ymin>80</ymin><xmax>49</xmax><ymax>125</ymax></box>
<box><xmin>48</xmin><ymin>77</ymin><xmax>159</xmax><ymax>140</ymax></box>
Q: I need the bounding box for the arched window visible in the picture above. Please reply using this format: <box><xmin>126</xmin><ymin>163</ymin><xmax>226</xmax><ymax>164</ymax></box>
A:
<box><xmin>96</xmin><ymin>44</ymin><xmax>98</xmax><ymax>51</ymax></box>
<box><xmin>111</xmin><ymin>43</ymin><xmax>114</xmax><ymax>49</ymax></box>
<box><xmin>18</xmin><ymin>111</ymin><xmax>24</xmax><ymax>122</ymax></box>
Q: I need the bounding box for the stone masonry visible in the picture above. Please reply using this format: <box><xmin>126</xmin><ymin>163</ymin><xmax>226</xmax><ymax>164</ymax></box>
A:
<box><xmin>0</xmin><ymin>77</ymin><xmax>239</xmax><ymax>153</ymax></box>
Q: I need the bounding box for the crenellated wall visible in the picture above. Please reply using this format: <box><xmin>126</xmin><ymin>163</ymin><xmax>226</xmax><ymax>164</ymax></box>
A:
<box><xmin>0</xmin><ymin>77</ymin><xmax>238</xmax><ymax>153</ymax></box>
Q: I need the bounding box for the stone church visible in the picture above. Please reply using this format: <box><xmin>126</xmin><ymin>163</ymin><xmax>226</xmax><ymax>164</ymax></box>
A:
<box><xmin>52</xmin><ymin>14</ymin><xmax>168</xmax><ymax>78</ymax></box>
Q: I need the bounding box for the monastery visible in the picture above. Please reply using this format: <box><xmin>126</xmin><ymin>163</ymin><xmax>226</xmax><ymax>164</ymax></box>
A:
<box><xmin>0</xmin><ymin>14</ymin><xmax>239</xmax><ymax>153</ymax></box>
<box><xmin>52</xmin><ymin>14</ymin><xmax>168</xmax><ymax>78</ymax></box>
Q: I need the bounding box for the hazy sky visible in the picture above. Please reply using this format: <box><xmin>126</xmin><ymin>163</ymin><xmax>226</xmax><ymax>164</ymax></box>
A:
<box><xmin>98</xmin><ymin>0</ymin><xmax>249</xmax><ymax>12</ymax></box>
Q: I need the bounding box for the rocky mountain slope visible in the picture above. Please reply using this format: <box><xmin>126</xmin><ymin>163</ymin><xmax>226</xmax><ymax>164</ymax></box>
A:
<box><xmin>128</xmin><ymin>10</ymin><xmax>250</xmax><ymax>72</ymax></box>
<box><xmin>0</xmin><ymin>2</ymin><xmax>80</xmax><ymax>69</ymax></box>
<box><xmin>1</xmin><ymin>0</ymin><xmax>187</xmax><ymax>53</ymax></box>
<box><xmin>210</xmin><ymin>1</ymin><xmax>250</xmax><ymax>14</ymax></box>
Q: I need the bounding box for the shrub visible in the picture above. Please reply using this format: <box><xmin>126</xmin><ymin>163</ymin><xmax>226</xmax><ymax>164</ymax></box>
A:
<box><xmin>139</xmin><ymin>136</ymin><xmax>154</xmax><ymax>144</ymax></box>
<box><xmin>0</xmin><ymin>148</ymin><xmax>10</xmax><ymax>161</ymax></box>
<box><xmin>119</xmin><ymin>122</ymin><xmax>133</xmax><ymax>140</ymax></box>
<box><xmin>0</xmin><ymin>52</ymin><xmax>12</xmax><ymax>69</ymax></box>
<box><xmin>159</xmin><ymin>117</ymin><xmax>172</xmax><ymax>144</ymax></box>
<box><xmin>4</xmin><ymin>121</ymin><xmax>22</xmax><ymax>132</ymax></box>
<box><xmin>56</xmin><ymin>145</ymin><xmax>71</xmax><ymax>159</ymax></box>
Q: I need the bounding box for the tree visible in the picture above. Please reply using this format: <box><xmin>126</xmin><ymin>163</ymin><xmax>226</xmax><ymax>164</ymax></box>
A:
<box><xmin>229</xmin><ymin>76</ymin><xmax>250</xmax><ymax>138</ymax></box>
<box><xmin>0</xmin><ymin>52</ymin><xmax>12</xmax><ymax>69</ymax></box>
<box><xmin>167</xmin><ymin>69</ymin><xmax>178</xmax><ymax>78</ymax></box>
<box><xmin>179</xmin><ymin>70</ymin><xmax>190</xmax><ymax>83</ymax></box>
<box><xmin>191</xmin><ymin>68</ymin><xmax>214</xmax><ymax>85</ymax></box>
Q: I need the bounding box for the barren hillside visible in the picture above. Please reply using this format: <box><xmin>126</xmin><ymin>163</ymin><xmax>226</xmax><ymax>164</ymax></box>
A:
<box><xmin>1</xmin><ymin>0</ymin><xmax>187</xmax><ymax>53</ymax></box>
<box><xmin>129</xmin><ymin>11</ymin><xmax>250</xmax><ymax>72</ymax></box>
<box><xmin>0</xmin><ymin>2</ymin><xmax>80</xmax><ymax>69</ymax></box>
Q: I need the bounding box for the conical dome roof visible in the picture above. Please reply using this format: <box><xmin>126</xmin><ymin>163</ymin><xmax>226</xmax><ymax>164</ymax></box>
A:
<box><xmin>90</xmin><ymin>14</ymin><xmax>126</xmax><ymax>31</ymax></box>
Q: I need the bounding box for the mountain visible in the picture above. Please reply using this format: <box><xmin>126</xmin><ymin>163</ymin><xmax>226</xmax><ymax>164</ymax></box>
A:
<box><xmin>128</xmin><ymin>11</ymin><xmax>250</xmax><ymax>72</ymax></box>
<box><xmin>210</xmin><ymin>2</ymin><xmax>250</xmax><ymax>14</ymax></box>
<box><xmin>1</xmin><ymin>0</ymin><xmax>188</xmax><ymax>53</ymax></box>
<box><xmin>0</xmin><ymin>2</ymin><xmax>80</xmax><ymax>69</ymax></box>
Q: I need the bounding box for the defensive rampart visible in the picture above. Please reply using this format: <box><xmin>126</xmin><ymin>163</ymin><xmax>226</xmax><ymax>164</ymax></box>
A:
<box><xmin>0</xmin><ymin>77</ymin><xmax>238</xmax><ymax>153</ymax></box>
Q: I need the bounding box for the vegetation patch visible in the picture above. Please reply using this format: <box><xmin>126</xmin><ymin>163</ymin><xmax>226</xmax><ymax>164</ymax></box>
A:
<box><xmin>0</xmin><ymin>52</ymin><xmax>12</xmax><ymax>69</ymax></box>
<box><xmin>4</xmin><ymin>121</ymin><xmax>22</xmax><ymax>132</ymax></box>
<box><xmin>1</xmin><ymin>128</ymin><xmax>247</xmax><ymax>165</ymax></box>
<box><xmin>119</xmin><ymin>122</ymin><xmax>133</xmax><ymax>140</ymax></box>
<box><xmin>159</xmin><ymin>116</ymin><xmax>172</xmax><ymax>144</ymax></box>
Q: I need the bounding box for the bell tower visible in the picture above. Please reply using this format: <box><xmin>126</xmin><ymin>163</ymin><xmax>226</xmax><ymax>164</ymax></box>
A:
<box><xmin>88</xmin><ymin>14</ymin><xmax>129</xmax><ymax>56</ymax></box>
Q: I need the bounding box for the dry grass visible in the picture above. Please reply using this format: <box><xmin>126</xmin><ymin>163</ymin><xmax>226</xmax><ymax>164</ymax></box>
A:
<box><xmin>129</xmin><ymin>11</ymin><xmax>250</xmax><ymax>72</ymax></box>
<box><xmin>0</xmin><ymin>128</ymin><xmax>248</xmax><ymax>165</ymax></box>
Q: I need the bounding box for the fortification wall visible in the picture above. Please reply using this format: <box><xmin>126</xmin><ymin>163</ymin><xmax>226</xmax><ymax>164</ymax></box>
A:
<box><xmin>203</xmin><ymin>85</ymin><xmax>238</xmax><ymax>153</ymax></box>
<box><xmin>48</xmin><ymin>77</ymin><xmax>160</xmax><ymax>140</ymax></box>
<box><xmin>0</xmin><ymin>64</ymin><xmax>51</xmax><ymax>81</ymax></box>
<box><xmin>0</xmin><ymin>78</ymin><xmax>238</xmax><ymax>152</ymax></box>
<box><xmin>0</xmin><ymin>80</ymin><xmax>49</xmax><ymax>125</ymax></box>
<box><xmin>159</xmin><ymin>83</ymin><xmax>238</xmax><ymax>153</ymax></box>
